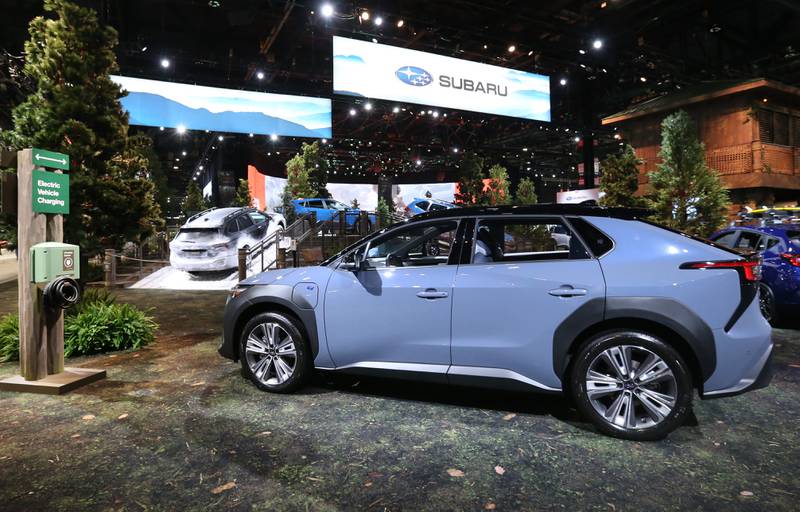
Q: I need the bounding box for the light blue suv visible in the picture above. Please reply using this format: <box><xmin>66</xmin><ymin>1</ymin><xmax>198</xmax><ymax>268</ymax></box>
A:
<box><xmin>219</xmin><ymin>205</ymin><xmax>773</xmax><ymax>440</ymax></box>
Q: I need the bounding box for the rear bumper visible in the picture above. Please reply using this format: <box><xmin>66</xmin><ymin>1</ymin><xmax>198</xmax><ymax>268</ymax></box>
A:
<box><xmin>703</xmin><ymin>344</ymin><xmax>773</xmax><ymax>399</ymax></box>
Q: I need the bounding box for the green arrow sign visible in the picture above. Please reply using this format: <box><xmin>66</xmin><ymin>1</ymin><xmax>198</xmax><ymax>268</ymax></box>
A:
<box><xmin>32</xmin><ymin>148</ymin><xmax>70</xmax><ymax>171</ymax></box>
<box><xmin>32</xmin><ymin>169</ymin><xmax>70</xmax><ymax>214</ymax></box>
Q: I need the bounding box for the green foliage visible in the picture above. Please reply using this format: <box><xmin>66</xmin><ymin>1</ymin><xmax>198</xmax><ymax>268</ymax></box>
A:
<box><xmin>231</xmin><ymin>178</ymin><xmax>252</xmax><ymax>207</ymax></box>
<box><xmin>648</xmin><ymin>110</ymin><xmax>730</xmax><ymax>236</ymax></box>
<box><xmin>455</xmin><ymin>152</ymin><xmax>486</xmax><ymax>205</ymax></box>
<box><xmin>285</xmin><ymin>154</ymin><xmax>313</xmax><ymax>199</ymax></box>
<box><xmin>302</xmin><ymin>141</ymin><xmax>331</xmax><ymax>198</ymax></box>
<box><xmin>486</xmin><ymin>164</ymin><xmax>510</xmax><ymax>205</ymax></box>
<box><xmin>600</xmin><ymin>144</ymin><xmax>645</xmax><ymax>208</ymax></box>
<box><xmin>0</xmin><ymin>213</ymin><xmax>17</xmax><ymax>250</ymax></box>
<box><xmin>280</xmin><ymin>186</ymin><xmax>297</xmax><ymax>224</ymax></box>
<box><xmin>182</xmin><ymin>180</ymin><xmax>207</xmax><ymax>217</ymax></box>
<box><xmin>64</xmin><ymin>302</ymin><xmax>157</xmax><ymax>357</ymax></box>
<box><xmin>376</xmin><ymin>197</ymin><xmax>395</xmax><ymax>227</ymax></box>
<box><xmin>1</xmin><ymin>1</ymin><xmax>163</xmax><ymax>255</ymax></box>
<box><xmin>514</xmin><ymin>177</ymin><xmax>538</xmax><ymax>205</ymax></box>
<box><xmin>0</xmin><ymin>290</ymin><xmax>153</xmax><ymax>362</ymax></box>
<box><xmin>0</xmin><ymin>314</ymin><xmax>19</xmax><ymax>363</ymax></box>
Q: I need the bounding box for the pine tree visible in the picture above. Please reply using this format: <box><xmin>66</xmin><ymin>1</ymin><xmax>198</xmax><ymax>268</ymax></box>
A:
<box><xmin>648</xmin><ymin>110</ymin><xmax>729</xmax><ymax>236</ymax></box>
<box><xmin>486</xmin><ymin>164</ymin><xmax>510</xmax><ymax>205</ymax></box>
<box><xmin>302</xmin><ymin>141</ymin><xmax>331</xmax><ymax>198</ymax></box>
<box><xmin>514</xmin><ymin>177</ymin><xmax>538</xmax><ymax>205</ymax></box>
<box><xmin>455</xmin><ymin>152</ymin><xmax>486</xmax><ymax>205</ymax></box>
<box><xmin>182</xmin><ymin>181</ymin><xmax>206</xmax><ymax>218</ymax></box>
<box><xmin>599</xmin><ymin>144</ymin><xmax>645</xmax><ymax>208</ymax></box>
<box><xmin>231</xmin><ymin>179</ymin><xmax>252</xmax><ymax>207</ymax></box>
<box><xmin>285</xmin><ymin>153</ymin><xmax>313</xmax><ymax>198</ymax></box>
<box><xmin>2</xmin><ymin>0</ymin><xmax>162</xmax><ymax>254</ymax></box>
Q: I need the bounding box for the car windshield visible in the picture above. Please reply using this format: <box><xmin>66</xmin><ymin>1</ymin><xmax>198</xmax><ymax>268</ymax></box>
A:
<box><xmin>174</xmin><ymin>228</ymin><xmax>222</xmax><ymax>243</ymax></box>
<box><xmin>328</xmin><ymin>200</ymin><xmax>349</xmax><ymax>210</ymax></box>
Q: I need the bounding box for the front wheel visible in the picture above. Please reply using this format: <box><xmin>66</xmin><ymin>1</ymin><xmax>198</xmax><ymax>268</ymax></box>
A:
<box><xmin>240</xmin><ymin>312</ymin><xmax>311</xmax><ymax>393</ymax></box>
<box><xmin>759</xmin><ymin>283</ymin><xmax>778</xmax><ymax>324</ymax></box>
<box><xmin>569</xmin><ymin>330</ymin><xmax>693</xmax><ymax>441</ymax></box>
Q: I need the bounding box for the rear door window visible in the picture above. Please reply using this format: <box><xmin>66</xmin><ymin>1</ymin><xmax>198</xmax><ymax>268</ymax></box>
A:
<box><xmin>237</xmin><ymin>214</ymin><xmax>254</xmax><ymax>231</ymax></box>
<box><xmin>735</xmin><ymin>231</ymin><xmax>763</xmax><ymax>251</ymax></box>
<box><xmin>248</xmin><ymin>212</ymin><xmax>267</xmax><ymax>224</ymax></box>
<box><xmin>473</xmin><ymin>218</ymin><xmax>589</xmax><ymax>263</ymax></box>
<box><xmin>711</xmin><ymin>231</ymin><xmax>739</xmax><ymax>248</ymax></box>
<box><xmin>306</xmin><ymin>199</ymin><xmax>325</xmax><ymax>208</ymax></box>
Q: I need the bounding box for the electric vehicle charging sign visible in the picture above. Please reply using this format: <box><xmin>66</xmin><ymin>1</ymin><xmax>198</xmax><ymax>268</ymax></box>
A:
<box><xmin>32</xmin><ymin>148</ymin><xmax>70</xmax><ymax>170</ymax></box>
<box><xmin>32</xmin><ymin>169</ymin><xmax>69</xmax><ymax>214</ymax></box>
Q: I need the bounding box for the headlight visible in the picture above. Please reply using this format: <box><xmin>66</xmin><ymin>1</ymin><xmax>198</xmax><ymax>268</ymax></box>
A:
<box><xmin>230</xmin><ymin>284</ymin><xmax>251</xmax><ymax>299</ymax></box>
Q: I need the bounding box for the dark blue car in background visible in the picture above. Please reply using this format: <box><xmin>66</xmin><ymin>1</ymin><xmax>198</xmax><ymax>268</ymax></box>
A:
<box><xmin>710</xmin><ymin>224</ymin><xmax>800</xmax><ymax>323</ymax></box>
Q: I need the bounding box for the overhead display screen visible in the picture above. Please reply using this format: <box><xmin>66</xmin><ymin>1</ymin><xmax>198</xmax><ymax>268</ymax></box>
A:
<box><xmin>111</xmin><ymin>75</ymin><xmax>332</xmax><ymax>138</ymax></box>
<box><xmin>333</xmin><ymin>36</ymin><xmax>550</xmax><ymax>122</ymax></box>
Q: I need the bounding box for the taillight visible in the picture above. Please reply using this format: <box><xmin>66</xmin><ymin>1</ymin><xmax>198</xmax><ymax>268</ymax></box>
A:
<box><xmin>781</xmin><ymin>253</ymin><xmax>800</xmax><ymax>267</ymax></box>
<box><xmin>680</xmin><ymin>259</ymin><xmax>761</xmax><ymax>281</ymax></box>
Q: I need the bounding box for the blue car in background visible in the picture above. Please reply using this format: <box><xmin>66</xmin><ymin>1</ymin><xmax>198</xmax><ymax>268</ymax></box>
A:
<box><xmin>404</xmin><ymin>197</ymin><xmax>456</xmax><ymax>217</ymax></box>
<box><xmin>710</xmin><ymin>224</ymin><xmax>800</xmax><ymax>323</ymax></box>
<box><xmin>293</xmin><ymin>198</ymin><xmax>377</xmax><ymax>232</ymax></box>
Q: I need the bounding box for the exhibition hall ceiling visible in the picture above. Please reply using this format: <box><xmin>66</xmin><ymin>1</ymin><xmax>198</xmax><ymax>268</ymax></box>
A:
<box><xmin>2</xmin><ymin>0</ymin><xmax>798</xmax><ymax>187</ymax></box>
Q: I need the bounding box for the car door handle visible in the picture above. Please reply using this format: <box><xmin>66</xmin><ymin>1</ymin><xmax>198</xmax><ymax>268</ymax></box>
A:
<box><xmin>416</xmin><ymin>289</ymin><xmax>449</xmax><ymax>299</ymax></box>
<box><xmin>548</xmin><ymin>286</ymin><xmax>587</xmax><ymax>297</ymax></box>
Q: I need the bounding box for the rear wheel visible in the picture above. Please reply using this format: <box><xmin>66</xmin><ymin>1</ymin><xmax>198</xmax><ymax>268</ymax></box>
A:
<box><xmin>569</xmin><ymin>330</ymin><xmax>693</xmax><ymax>441</ymax></box>
<box><xmin>240</xmin><ymin>312</ymin><xmax>311</xmax><ymax>393</ymax></box>
<box><xmin>759</xmin><ymin>283</ymin><xmax>778</xmax><ymax>324</ymax></box>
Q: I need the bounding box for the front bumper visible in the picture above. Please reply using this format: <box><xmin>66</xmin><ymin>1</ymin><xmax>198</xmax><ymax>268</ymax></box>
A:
<box><xmin>170</xmin><ymin>251</ymin><xmax>237</xmax><ymax>272</ymax></box>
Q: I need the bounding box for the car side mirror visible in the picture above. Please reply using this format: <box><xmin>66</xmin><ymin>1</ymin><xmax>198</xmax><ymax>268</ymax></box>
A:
<box><xmin>339</xmin><ymin>252</ymin><xmax>366</xmax><ymax>272</ymax></box>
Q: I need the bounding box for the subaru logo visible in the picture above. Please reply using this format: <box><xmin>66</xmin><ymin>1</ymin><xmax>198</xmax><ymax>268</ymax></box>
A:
<box><xmin>396</xmin><ymin>66</ymin><xmax>433</xmax><ymax>86</ymax></box>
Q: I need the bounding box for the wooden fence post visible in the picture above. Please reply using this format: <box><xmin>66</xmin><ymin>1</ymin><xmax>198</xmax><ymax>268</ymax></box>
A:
<box><xmin>238</xmin><ymin>247</ymin><xmax>247</xmax><ymax>282</ymax></box>
<box><xmin>104</xmin><ymin>249</ymin><xmax>116</xmax><ymax>287</ymax></box>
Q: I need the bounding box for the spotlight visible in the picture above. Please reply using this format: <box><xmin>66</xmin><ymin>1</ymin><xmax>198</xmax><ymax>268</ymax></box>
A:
<box><xmin>392</xmin><ymin>106</ymin><xmax>400</xmax><ymax>113</ymax></box>
<box><xmin>181</xmin><ymin>150</ymin><xmax>187</xmax><ymax>156</ymax></box>
<box><xmin>416</xmin><ymin>159</ymin><xmax>421</xmax><ymax>166</ymax></box>
<box><xmin>248</xmin><ymin>133</ymin><xmax>254</xmax><ymax>137</ymax></box>
<box><xmin>374</xmin><ymin>16</ymin><xmax>383</xmax><ymax>26</ymax></box>
<box><xmin>483</xmin><ymin>44</ymin><xmax>488</xmax><ymax>49</ymax></box>
<box><xmin>159</xmin><ymin>126</ymin><xmax>165</xmax><ymax>131</ymax></box>
<box><xmin>320</xmin><ymin>3</ymin><xmax>334</xmax><ymax>17</ymax></box>
<box><xmin>349</xmin><ymin>108</ymin><xmax>357</xmax><ymax>116</ymax></box>
<box><xmin>270</xmin><ymin>134</ymin><xmax>278</xmax><ymax>141</ymax></box>
<box><xmin>218</xmin><ymin>135</ymin><xmax>224</xmax><ymax>141</ymax></box>
<box><xmin>574</xmin><ymin>136</ymin><xmax>580</xmax><ymax>142</ymax></box>
<box><xmin>160</xmin><ymin>58</ymin><xmax>170</xmax><ymax>68</ymax></box>
<box><xmin>364</xmin><ymin>102</ymin><xmax>372</xmax><ymax>111</ymax></box>
<box><xmin>256</xmin><ymin>71</ymin><xmax>265</xmax><ymax>80</ymax></box>
<box><xmin>592</xmin><ymin>39</ymin><xmax>603</xmax><ymax>49</ymax></box>
<box><xmin>397</xmin><ymin>19</ymin><xmax>404</xmax><ymax>28</ymax></box>
<box><xmin>141</xmin><ymin>46</ymin><xmax>148</xmax><ymax>52</ymax></box>
<box><xmin>432</xmin><ymin>111</ymin><xmax>439</xmax><ymax>118</ymax></box>
<box><xmin>578</xmin><ymin>49</ymin><xmax>586</xmax><ymax>55</ymax></box>
<box><xmin>559</xmin><ymin>78</ymin><xmax>567</xmax><ymax>86</ymax></box>
<box><xmin>507</xmin><ymin>44</ymin><xmax>516</xmax><ymax>53</ymax></box>
<box><xmin>640</xmin><ymin>76</ymin><xmax>647</xmax><ymax>82</ymax></box>
<box><xmin>199</xmin><ymin>165</ymin><xmax>204</xmax><ymax>170</ymax></box>
<box><xmin>452</xmin><ymin>147</ymin><xmax>459</xmax><ymax>153</ymax></box>
<box><xmin>321</xmin><ymin>138</ymin><xmax>327</xmax><ymax>144</ymax></box>
<box><xmin>176</xmin><ymin>125</ymin><xmax>186</xmax><ymax>134</ymax></box>
<box><xmin>360</xmin><ymin>10</ymin><xmax>369</xmax><ymax>21</ymax></box>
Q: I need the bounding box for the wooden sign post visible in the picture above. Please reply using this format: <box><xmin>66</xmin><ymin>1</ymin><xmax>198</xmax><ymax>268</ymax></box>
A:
<box><xmin>0</xmin><ymin>148</ymin><xmax>105</xmax><ymax>394</ymax></box>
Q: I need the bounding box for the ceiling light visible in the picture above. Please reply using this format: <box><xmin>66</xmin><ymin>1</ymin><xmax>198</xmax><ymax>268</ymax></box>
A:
<box><xmin>507</xmin><ymin>45</ymin><xmax>516</xmax><ymax>53</ymax></box>
<box><xmin>364</xmin><ymin>102</ymin><xmax>372</xmax><ymax>111</ymax></box>
<box><xmin>360</xmin><ymin>10</ymin><xmax>369</xmax><ymax>21</ymax></box>
<box><xmin>392</xmin><ymin>106</ymin><xmax>400</xmax><ymax>113</ymax></box>
<box><xmin>159</xmin><ymin>126</ymin><xmax>165</xmax><ymax>131</ymax></box>
<box><xmin>483</xmin><ymin>44</ymin><xmax>488</xmax><ymax>49</ymax></box>
<box><xmin>256</xmin><ymin>71</ymin><xmax>265</xmax><ymax>80</ymax></box>
<box><xmin>396</xmin><ymin>19</ymin><xmax>404</xmax><ymax>28</ymax></box>
<box><xmin>320</xmin><ymin>3</ymin><xmax>334</xmax><ymax>17</ymax></box>
<box><xmin>181</xmin><ymin>150</ymin><xmax>187</xmax><ymax>156</ymax></box>
<box><xmin>248</xmin><ymin>133</ymin><xmax>254</xmax><ymax>137</ymax></box>
<box><xmin>416</xmin><ymin>159</ymin><xmax>422</xmax><ymax>165</ymax></box>
<box><xmin>349</xmin><ymin>108</ymin><xmax>357</xmax><ymax>116</ymax></box>
<box><xmin>176</xmin><ymin>125</ymin><xmax>186</xmax><ymax>134</ymax></box>
<box><xmin>141</xmin><ymin>46</ymin><xmax>148</xmax><ymax>52</ymax></box>
<box><xmin>432</xmin><ymin>111</ymin><xmax>439</xmax><ymax>118</ymax></box>
<box><xmin>640</xmin><ymin>76</ymin><xmax>647</xmax><ymax>82</ymax></box>
<box><xmin>199</xmin><ymin>165</ymin><xmax>204</xmax><ymax>170</ymax></box>
<box><xmin>218</xmin><ymin>135</ymin><xmax>224</xmax><ymax>141</ymax></box>
<box><xmin>452</xmin><ymin>147</ymin><xmax>459</xmax><ymax>153</ymax></box>
<box><xmin>160</xmin><ymin>58</ymin><xmax>170</xmax><ymax>68</ymax></box>
<box><xmin>559</xmin><ymin>78</ymin><xmax>567</xmax><ymax>86</ymax></box>
<box><xmin>709</xmin><ymin>24</ymin><xmax>722</xmax><ymax>33</ymax></box>
<box><xmin>374</xmin><ymin>16</ymin><xmax>383</xmax><ymax>26</ymax></box>
<box><xmin>578</xmin><ymin>49</ymin><xmax>586</xmax><ymax>55</ymax></box>
<box><xmin>592</xmin><ymin>39</ymin><xmax>603</xmax><ymax>49</ymax></box>
<box><xmin>574</xmin><ymin>136</ymin><xmax>580</xmax><ymax>142</ymax></box>
<box><xmin>270</xmin><ymin>134</ymin><xmax>278</xmax><ymax>141</ymax></box>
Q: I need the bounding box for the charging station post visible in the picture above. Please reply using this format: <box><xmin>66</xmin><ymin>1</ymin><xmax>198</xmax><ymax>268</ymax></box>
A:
<box><xmin>0</xmin><ymin>148</ymin><xmax>105</xmax><ymax>394</ymax></box>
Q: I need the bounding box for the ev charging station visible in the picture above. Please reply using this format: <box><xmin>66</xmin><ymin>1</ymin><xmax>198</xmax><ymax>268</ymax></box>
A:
<box><xmin>0</xmin><ymin>148</ymin><xmax>105</xmax><ymax>394</ymax></box>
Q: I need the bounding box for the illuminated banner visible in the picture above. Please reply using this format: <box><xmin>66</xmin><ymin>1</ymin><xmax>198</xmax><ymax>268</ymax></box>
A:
<box><xmin>333</xmin><ymin>36</ymin><xmax>550</xmax><ymax>122</ymax></box>
<box><xmin>112</xmin><ymin>75</ymin><xmax>332</xmax><ymax>138</ymax></box>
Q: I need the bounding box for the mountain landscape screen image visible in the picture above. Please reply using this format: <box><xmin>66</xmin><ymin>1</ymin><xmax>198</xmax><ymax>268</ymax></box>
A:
<box><xmin>333</xmin><ymin>36</ymin><xmax>550</xmax><ymax>122</ymax></box>
<box><xmin>111</xmin><ymin>75</ymin><xmax>332</xmax><ymax>138</ymax></box>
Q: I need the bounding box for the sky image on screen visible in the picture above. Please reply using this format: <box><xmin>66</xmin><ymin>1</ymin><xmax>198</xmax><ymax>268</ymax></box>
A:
<box><xmin>112</xmin><ymin>75</ymin><xmax>332</xmax><ymax>138</ymax></box>
<box><xmin>333</xmin><ymin>36</ymin><xmax>550</xmax><ymax>122</ymax></box>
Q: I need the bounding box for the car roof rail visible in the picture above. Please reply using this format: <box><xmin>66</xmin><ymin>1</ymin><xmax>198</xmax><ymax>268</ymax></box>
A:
<box><xmin>187</xmin><ymin>207</ymin><xmax>218</xmax><ymax>223</ymax></box>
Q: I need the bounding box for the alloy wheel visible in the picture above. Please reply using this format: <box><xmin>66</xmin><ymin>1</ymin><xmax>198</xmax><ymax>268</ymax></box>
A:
<box><xmin>585</xmin><ymin>345</ymin><xmax>678</xmax><ymax>430</ymax></box>
<box><xmin>244</xmin><ymin>322</ymin><xmax>297</xmax><ymax>386</ymax></box>
<box><xmin>759</xmin><ymin>283</ymin><xmax>774</xmax><ymax>322</ymax></box>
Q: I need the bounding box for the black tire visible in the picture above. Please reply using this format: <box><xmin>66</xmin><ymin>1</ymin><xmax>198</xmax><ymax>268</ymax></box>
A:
<box><xmin>239</xmin><ymin>311</ymin><xmax>311</xmax><ymax>393</ymax></box>
<box><xmin>759</xmin><ymin>283</ymin><xmax>778</xmax><ymax>324</ymax></box>
<box><xmin>569</xmin><ymin>329</ymin><xmax>693</xmax><ymax>441</ymax></box>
